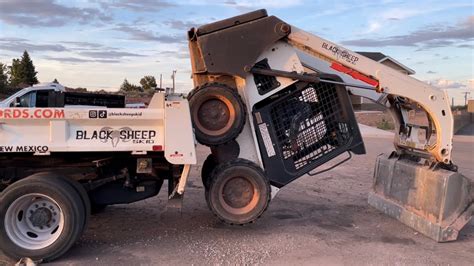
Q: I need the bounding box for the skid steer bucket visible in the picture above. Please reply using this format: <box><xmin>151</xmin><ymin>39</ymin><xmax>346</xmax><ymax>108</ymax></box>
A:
<box><xmin>369</xmin><ymin>153</ymin><xmax>474</xmax><ymax>242</ymax></box>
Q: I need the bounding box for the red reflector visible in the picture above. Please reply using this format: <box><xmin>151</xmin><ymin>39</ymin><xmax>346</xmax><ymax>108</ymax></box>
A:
<box><xmin>330</xmin><ymin>62</ymin><xmax>379</xmax><ymax>87</ymax></box>
<box><xmin>152</xmin><ymin>145</ymin><xmax>163</xmax><ymax>151</ymax></box>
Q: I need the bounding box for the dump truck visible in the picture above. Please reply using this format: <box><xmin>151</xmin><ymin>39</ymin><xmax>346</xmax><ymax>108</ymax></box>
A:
<box><xmin>0</xmin><ymin>10</ymin><xmax>472</xmax><ymax>262</ymax></box>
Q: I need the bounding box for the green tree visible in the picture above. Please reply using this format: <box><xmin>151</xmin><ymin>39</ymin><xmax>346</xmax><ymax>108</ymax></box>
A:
<box><xmin>20</xmin><ymin>51</ymin><xmax>38</xmax><ymax>86</ymax></box>
<box><xmin>0</xmin><ymin>62</ymin><xmax>8</xmax><ymax>92</ymax></box>
<box><xmin>119</xmin><ymin>78</ymin><xmax>141</xmax><ymax>93</ymax></box>
<box><xmin>9</xmin><ymin>51</ymin><xmax>39</xmax><ymax>88</ymax></box>
<box><xmin>139</xmin><ymin>75</ymin><xmax>157</xmax><ymax>91</ymax></box>
<box><xmin>9</xmin><ymin>58</ymin><xmax>23</xmax><ymax>88</ymax></box>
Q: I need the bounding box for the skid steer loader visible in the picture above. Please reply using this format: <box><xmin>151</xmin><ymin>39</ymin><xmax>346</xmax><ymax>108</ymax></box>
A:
<box><xmin>186</xmin><ymin>10</ymin><xmax>473</xmax><ymax>240</ymax></box>
<box><xmin>0</xmin><ymin>9</ymin><xmax>472</xmax><ymax>262</ymax></box>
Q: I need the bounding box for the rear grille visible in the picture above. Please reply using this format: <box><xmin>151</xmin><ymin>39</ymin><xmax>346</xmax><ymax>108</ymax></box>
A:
<box><xmin>269</xmin><ymin>83</ymin><xmax>351</xmax><ymax>170</ymax></box>
<box><xmin>253</xmin><ymin>79</ymin><xmax>364</xmax><ymax>187</ymax></box>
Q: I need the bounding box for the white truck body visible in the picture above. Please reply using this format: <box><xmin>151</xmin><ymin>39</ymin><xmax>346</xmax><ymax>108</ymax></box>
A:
<box><xmin>0</xmin><ymin>93</ymin><xmax>196</xmax><ymax>165</ymax></box>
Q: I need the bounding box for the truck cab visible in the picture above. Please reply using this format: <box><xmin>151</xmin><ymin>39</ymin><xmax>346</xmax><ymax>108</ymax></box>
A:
<box><xmin>0</xmin><ymin>83</ymin><xmax>65</xmax><ymax>108</ymax></box>
<box><xmin>0</xmin><ymin>83</ymin><xmax>125</xmax><ymax>109</ymax></box>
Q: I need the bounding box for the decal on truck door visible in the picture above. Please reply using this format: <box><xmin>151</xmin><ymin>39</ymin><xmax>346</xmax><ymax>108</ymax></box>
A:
<box><xmin>75</xmin><ymin>127</ymin><xmax>156</xmax><ymax>147</ymax></box>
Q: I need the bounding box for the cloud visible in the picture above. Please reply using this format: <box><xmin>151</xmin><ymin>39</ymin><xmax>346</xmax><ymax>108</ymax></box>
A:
<box><xmin>78</xmin><ymin>51</ymin><xmax>146</xmax><ymax>59</ymax></box>
<box><xmin>224</xmin><ymin>0</ymin><xmax>302</xmax><ymax>8</ymax></box>
<box><xmin>426</xmin><ymin>70</ymin><xmax>437</xmax><ymax>74</ymax></box>
<box><xmin>342</xmin><ymin>15</ymin><xmax>474</xmax><ymax>48</ymax></box>
<box><xmin>44</xmin><ymin>56</ymin><xmax>120</xmax><ymax>64</ymax></box>
<box><xmin>158</xmin><ymin>49</ymin><xmax>189</xmax><ymax>59</ymax></box>
<box><xmin>366</xmin><ymin>22</ymin><xmax>382</xmax><ymax>33</ymax></box>
<box><xmin>0</xmin><ymin>0</ymin><xmax>111</xmax><ymax>27</ymax></box>
<box><xmin>96</xmin><ymin>0</ymin><xmax>175</xmax><ymax>12</ymax></box>
<box><xmin>0</xmin><ymin>38</ymin><xmax>68</xmax><ymax>53</ymax></box>
<box><xmin>427</xmin><ymin>79</ymin><xmax>471</xmax><ymax>90</ymax></box>
<box><xmin>165</xmin><ymin>20</ymin><xmax>198</xmax><ymax>30</ymax></box>
<box><xmin>62</xmin><ymin>41</ymin><xmax>104</xmax><ymax>48</ymax></box>
<box><xmin>115</xmin><ymin>25</ymin><xmax>184</xmax><ymax>43</ymax></box>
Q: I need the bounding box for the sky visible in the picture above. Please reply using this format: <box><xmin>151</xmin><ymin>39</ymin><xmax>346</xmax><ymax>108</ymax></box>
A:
<box><xmin>0</xmin><ymin>0</ymin><xmax>473</xmax><ymax>104</ymax></box>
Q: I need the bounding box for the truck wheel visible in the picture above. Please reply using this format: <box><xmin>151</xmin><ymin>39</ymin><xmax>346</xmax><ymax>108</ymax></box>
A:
<box><xmin>28</xmin><ymin>173</ymin><xmax>91</xmax><ymax>230</ymax></box>
<box><xmin>189</xmin><ymin>83</ymin><xmax>247</xmax><ymax>146</ymax></box>
<box><xmin>207</xmin><ymin>159</ymin><xmax>271</xmax><ymax>225</ymax></box>
<box><xmin>0</xmin><ymin>177</ymin><xmax>86</xmax><ymax>262</ymax></box>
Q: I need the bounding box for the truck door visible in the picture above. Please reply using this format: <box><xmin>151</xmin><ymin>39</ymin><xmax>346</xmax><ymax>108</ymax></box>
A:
<box><xmin>11</xmin><ymin>90</ymin><xmax>51</xmax><ymax>108</ymax></box>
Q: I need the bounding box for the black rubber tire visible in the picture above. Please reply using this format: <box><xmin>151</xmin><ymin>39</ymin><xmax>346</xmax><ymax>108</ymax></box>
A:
<box><xmin>189</xmin><ymin>83</ymin><xmax>247</xmax><ymax>146</ymax></box>
<box><xmin>202</xmin><ymin>154</ymin><xmax>218</xmax><ymax>190</ymax></box>
<box><xmin>28</xmin><ymin>173</ymin><xmax>91</xmax><ymax>231</ymax></box>
<box><xmin>0</xmin><ymin>176</ymin><xmax>86</xmax><ymax>262</ymax></box>
<box><xmin>207</xmin><ymin>159</ymin><xmax>271</xmax><ymax>225</ymax></box>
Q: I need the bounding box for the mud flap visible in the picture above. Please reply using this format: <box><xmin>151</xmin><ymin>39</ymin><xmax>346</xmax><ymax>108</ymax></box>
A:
<box><xmin>368</xmin><ymin>153</ymin><xmax>474</xmax><ymax>242</ymax></box>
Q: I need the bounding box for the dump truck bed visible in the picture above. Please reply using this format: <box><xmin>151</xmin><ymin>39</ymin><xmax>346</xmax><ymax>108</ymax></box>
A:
<box><xmin>0</xmin><ymin>93</ymin><xmax>196</xmax><ymax>165</ymax></box>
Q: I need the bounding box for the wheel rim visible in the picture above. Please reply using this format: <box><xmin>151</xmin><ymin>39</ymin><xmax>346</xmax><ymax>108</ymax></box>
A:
<box><xmin>194</xmin><ymin>95</ymin><xmax>236</xmax><ymax>136</ymax></box>
<box><xmin>218</xmin><ymin>176</ymin><xmax>260</xmax><ymax>215</ymax></box>
<box><xmin>5</xmin><ymin>193</ymin><xmax>65</xmax><ymax>250</ymax></box>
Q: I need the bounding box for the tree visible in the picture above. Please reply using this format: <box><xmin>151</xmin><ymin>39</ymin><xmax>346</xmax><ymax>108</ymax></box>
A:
<box><xmin>119</xmin><ymin>78</ymin><xmax>141</xmax><ymax>93</ymax></box>
<box><xmin>9</xmin><ymin>58</ymin><xmax>23</xmax><ymax>88</ymax></box>
<box><xmin>139</xmin><ymin>75</ymin><xmax>157</xmax><ymax>91</ymax></box>
<box><xmin>20</xmin><ymin>51</ymin><xmax>38</xmax><ymax>85</ymax></box>
<box><xmin>52</xmin><ymin>78</ymin><xmax>59</xmax><ymax>84</ymax></box>
<box><xmin>9</xmin><ymin>51</ymin><xmax>39</xmax><ymax>88</ymax></box>
<box><xmin>0</xmin><ymin>62</ymin><xmax>8</xmax><ymax>92</ymax></box>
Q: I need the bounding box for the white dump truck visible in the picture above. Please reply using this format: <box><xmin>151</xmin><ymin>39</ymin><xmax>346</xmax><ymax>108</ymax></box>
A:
<box><xmin>0</xmin><ymin>10</ymin><xmax>472</xmax><ymax>262</ymax></box>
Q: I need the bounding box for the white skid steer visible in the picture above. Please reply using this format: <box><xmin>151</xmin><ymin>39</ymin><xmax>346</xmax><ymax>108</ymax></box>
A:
<box><xmin>0</xmin><ymin>9</ymin><xmax>472</xmax><ymax>262</ymax></box>
<box><xmin>186</xmin><ymin>10</ymin><xmax>473</xmax><ymax>241</ymax></box>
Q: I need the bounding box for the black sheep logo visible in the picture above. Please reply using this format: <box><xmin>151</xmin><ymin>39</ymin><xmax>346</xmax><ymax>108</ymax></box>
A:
<box><xmin>100</xmin><ymin>127</ymin><xmax>132</xmax><ymax>147</ymax></box>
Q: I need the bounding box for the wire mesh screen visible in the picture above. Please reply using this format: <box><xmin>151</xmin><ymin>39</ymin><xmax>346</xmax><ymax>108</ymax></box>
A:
<box><xmin>268</xmin><ymin>82</ymin><xmax>352</xmax><ymax>171</ymax></box>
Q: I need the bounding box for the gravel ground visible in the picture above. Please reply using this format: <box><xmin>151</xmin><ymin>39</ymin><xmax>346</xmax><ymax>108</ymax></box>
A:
<box><xmin>1</xmin><ymin>136</ymin><xmax>473</xmax><ymax>265</ymax></box>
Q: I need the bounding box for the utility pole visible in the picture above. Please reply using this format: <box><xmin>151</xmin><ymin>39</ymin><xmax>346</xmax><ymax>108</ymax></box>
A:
<box><xmin>159</xmin><ymin>74</ymin><xmax>162</xmax><ymax>90</ymax></box>
<box><xmin>171</xmin><ymin>70</ymin><xmax>177</xmax><ymax>93</ymax></box>
<box><xmin>462</xmin><ymin>91</ymin><xmax>470</xmax><ymax>106</ymax></box>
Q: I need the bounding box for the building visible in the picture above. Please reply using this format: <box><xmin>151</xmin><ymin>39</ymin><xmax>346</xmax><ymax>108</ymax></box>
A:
<box><xmin>351</xmin><ymin>52</ymin><xmax>415</xmax><ymax>110</ymax></box>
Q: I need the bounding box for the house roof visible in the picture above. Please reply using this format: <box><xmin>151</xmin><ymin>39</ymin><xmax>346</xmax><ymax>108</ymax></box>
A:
<box><xmin>357</xmin><ymin>51</ymin><xmax>416</xmax><ymax>75</ymax></box>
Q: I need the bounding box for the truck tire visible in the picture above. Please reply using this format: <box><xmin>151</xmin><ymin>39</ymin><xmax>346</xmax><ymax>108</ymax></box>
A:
<box><xmin>0</xmin><ymin>176</ymin><xmax>86</xmax><ymax>262</ymax></box>
<box><xmin>28</xmin><ymin>173</ymin><xmax>91</xmax><ymax>231</ymax></box>
<box><xmin>189</xmin><ymin>83</ymin><xmax>246</xmax><ymax>146</ymax></box>
<box><xmin>207</xmin><ymin>159</ymin><xmax>271</xmax><ymax>225</ymax></box>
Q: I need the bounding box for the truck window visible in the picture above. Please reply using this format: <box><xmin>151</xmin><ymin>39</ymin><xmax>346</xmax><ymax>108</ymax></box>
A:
<box><xmin>36</xmin><ymin>90</ymin><xmax>50</xmax><ymax>107</ymax></box>
<box><xmin>11</xmin><ymin>90</ymin><xmax>52</xmax><ymax>108</ymax></box>
<box><xmin>16</xmin><ymin>91</ymin><xmax>37</xmax><ymax>107</ymax></box>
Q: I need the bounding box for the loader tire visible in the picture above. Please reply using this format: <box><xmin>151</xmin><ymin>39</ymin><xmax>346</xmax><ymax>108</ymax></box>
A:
<box><xmin>207</xmin><ymin>159</ymin><xmax>271</xmax><ymax>225</ymax></box>
<box><xmin>0</xmin><ymin>176</ymin><xmax>86</xmax><ymax>262</ymax></box>
<box><xmin>189</xmin><ymin>83</ymin><xmax>246</xmax><ymax>146</ymax></box>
